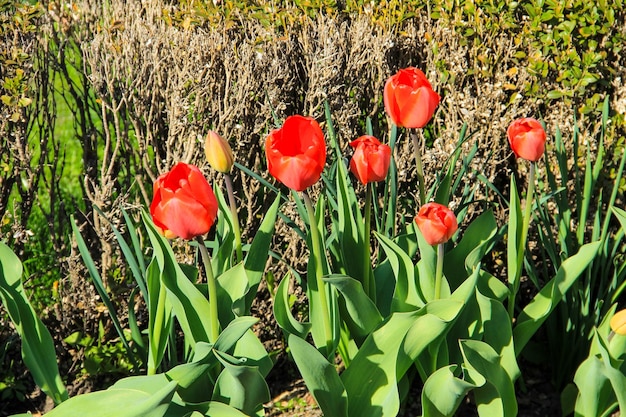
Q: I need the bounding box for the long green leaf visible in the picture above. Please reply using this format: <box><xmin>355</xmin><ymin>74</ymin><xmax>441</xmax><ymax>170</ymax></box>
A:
<box><xmin>243</xmin><ymin>193</ymin><xmax>281</xmax><ymax>312</ymax></box>
<box><xmin>142</xmin><ymin>211</ymin><xmax>214</xmax><ymax>346</ymax></box>
<box><xmin>0</xmin><ymin>241</ymin><xmax>68</xmax><ymax>404</ymax></box>
<box><xmin>71</xmin><ymin>215</ymin><xmax>139</xmax><ymax>369</ymax></box>
<box><xmin>288</xmin><ymin>334</ymin><xmax>349</xmax><ymax>417</ymax></box>
<box><xmin>513</xmin><ymin>241</ymin><xmax>601</xmax><ymax>355</ymax></box>
<box><xmin>272</xmin><ymin>274</ymin><xmax>312</xmax><ymax>339</ymax></box>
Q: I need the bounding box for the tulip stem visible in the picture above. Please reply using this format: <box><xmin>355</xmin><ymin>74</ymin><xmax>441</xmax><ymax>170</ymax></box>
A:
<box><xmin>224</xmin><ymin>173</ymin><xmax>243</xmax><ymax>264</ymax></box>
<box><xmin>196</xmin><ymin>236</ymin><xmax>220</xmax><ymax>343</ymax></box>
<box><xmin>363</xmin><ymin>183</ymin><xmax>375</xmax><ymax>301</ymax></box>
<box><xmin>303</xmin><ymin>191</ymin><xmax>334</xmax><ymax>356</ymax></box>
<box><xmin>435</xmin><ymin>243</ymin><xmax>445</xmax><ymax>300</ymax></box>
<box><xmin>411</xmin><ymin>130</ymin><xmax>426</xmax><ymax>206</ymax></box>
<box><xmin>508</xmin><ymin>162</ymin><xmax>536</xmax><ymax>320</ymax></box>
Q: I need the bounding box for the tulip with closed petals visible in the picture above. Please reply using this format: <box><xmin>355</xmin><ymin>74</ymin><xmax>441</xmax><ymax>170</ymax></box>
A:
<box><xmin>507</xmin><ymin>118</ymin><xmax>547</xmax><ymax>162</ymax></box>
<box><xmin>414</xmin><ymin>202</ymin><xmax>458</xmax><ymax>246</ymax></box>
<box><xmin>150</xmin><ymin>162</ymin><xmax>218</xmax><ymax>240</ymax></box>
<box><xmin>205</xmin><ymin>130</ymin><xmax>234</xmax><ymax>173</ymax></box>
<box><xmin>265</xmin><ymin>115</ymin><xmax>326</xmax><ymax>191</ymax></box>
<box><xmin>384</xmin><ymin>67</ymin><xmax>440</xmax><ymax>129</ymax></box>
<box><xmin>349</xmin><ymin>135</ymin><xmax>391</xmax><ymax>185</ymax></box>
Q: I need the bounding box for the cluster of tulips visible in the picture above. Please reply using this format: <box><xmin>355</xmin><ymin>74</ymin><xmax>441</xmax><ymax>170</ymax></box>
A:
<box><xmin>2</xmin><ymin>67</ymin><xmax>625</xmax><ymax>417</ymax></box>
<box><xmin>150</xmin><ymin>67</ymin><xmax>550</xmax><ymax>316</ymax></box>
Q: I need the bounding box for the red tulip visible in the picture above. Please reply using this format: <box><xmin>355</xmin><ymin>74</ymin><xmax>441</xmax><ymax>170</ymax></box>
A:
<box><xmin>507</xmin><ymin>118</ymin><xmax>546</xmax><ymax>162</ymax></box>
<box><xmin>265</xmin><ymin>115</ymin><xmax>326</xmax><ymax>191</ymax></box>
<box><xmin>150</xmin><ymin>162</ymin><xmax>218</xmax><ymax>240</ymax></box>
<box><xmin>384</xmin><ymin>67</ymin><xmax>440</xmax><ymax>129</ymax></box>
<box><xmin>349</xmin><ymin>135</ymin><xmax>391</xmax><ymax>185</ymax></box>
<box><xmin>414</xmin><ymin>202</ymin><xmax>458</xmax><ymax>246</ymax></box>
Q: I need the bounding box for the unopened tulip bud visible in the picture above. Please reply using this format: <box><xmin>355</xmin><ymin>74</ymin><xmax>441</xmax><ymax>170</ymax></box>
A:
<box><xmin>205</xmin><ymin>130</ymin><xmax>234</xmax><ymax>173</ymax></box>
<box><xmin>610</xmin><ymin>309</ymin><xmax>626</xmax><ymax>336</ymax></box>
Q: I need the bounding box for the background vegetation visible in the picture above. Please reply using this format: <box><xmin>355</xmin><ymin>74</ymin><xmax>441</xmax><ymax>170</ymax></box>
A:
<box><xmin>1</xmin><ymin>0</ymin><xmax>625</xmax><ymax>414</ymax></box>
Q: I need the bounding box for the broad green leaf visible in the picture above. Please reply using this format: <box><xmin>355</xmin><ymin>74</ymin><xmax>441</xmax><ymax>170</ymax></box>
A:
<box><xmin>243</xmin><ymin>194</ymin><xmax>281</xmax><ymax>312</ymax></box>
<box><xmin>272</xmin><ymin>274</ymin><xmax>312</xmax><ymax>338</ymax></box>
<box><xmin>143</xmin><ymin>211</ymin><xmax>214</xmax><ymax>346</ymax></box>
<box><xmin>324</xmin><ymin>274</ymin><xmax>383</xmax><ymax>340</ymax></box>
<box><xmin>195</xmin><ymin>401</ymin><xmax>249</xmax><ymax>417</ymax></box>
<box><xmin>460</xmin><ymin>340</ymin><xmax>517</xmax><ymax>417</ymax></box>
<box><xmin>573</xmin><ymin>356</ymin><xmax>616</xmax><ymax>417</ymax></box>
<box><xmin>45</xmin><ymin>377</ymin><xmax>177</xmax><ymax>417</ymax></box>
<box><xmin>445</xmin><ymin>210</ymin><xmax>498</xmax><ymax>287</ymax></box>
<box><xmin>216</xmin><ymin>262</ymin><xmax>249</xmax><ymax>323</ymax></box>
<box><xmin>421</xmin><ymin>365</ymin><xmax>485</xmax><ymax>417</ymax></box>
<box><xmin>0</xmin><ymin>241</ymin><xmax>68</xmax><ymax>404</ymax></box>
<box><xmin>233</xmin><ymin>330</ymin><xmax>273</xmax><ymax>377</ymax></box>
<box><xmin>213</xmin><ymin>351</ymin><xmax>270</xmax><ymax>416</ymax></box>
<box><xmin>513</xmin><ymin>241</ymin><xmax>601</xmax><ymax>355</ymax></box>
<box><xmin>376</xmin><ymin>232</ymin><xmax>426</xmax><ymax>311</ymax></box>
<box><xmin>341</xmin><ymin>300</ymin><xmax>463</xmax><ymax>417</ymax></box>
<box><xmin>288</xmin><ymin>334</ymin><xmax>348</xmax><ymax>417</ymax></box>
<box><xmin>475</xmin><ymin>292</ymin><xmax>519</xmax><ymax>382</ymax></box>
<box><xmin>213</xmin><ymin>316</ymin><xmax>259</xmax><ymax>352</ymax></box>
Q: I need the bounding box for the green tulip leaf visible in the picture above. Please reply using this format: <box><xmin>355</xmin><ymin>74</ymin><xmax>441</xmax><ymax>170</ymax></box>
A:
<box><xmin>513</xmin><ymin>241</ymin><xmax>601</xmax><ymax>355</ymax></box>
<box><xmin>213</xmin><ymin>316</ymin><xmax>259</xmax><ymax>352</ymax></box>
<box><xmin>376</xmin><ymin>232</ymin><xmax>426</xmax><ymax>312</ymax></box>
<box><xmin>146</xmin><ymin>257</ymin><xmax>173</xmax><ymax>375</ymax></box>
<box><xmin>244</xmin><ymin>193</ymin><xmax>281</xmax><ymax>312</ymax></box>
<box><xmin>421</xmin><ymin>365</ymin><xmax>485</xmax><ymax>417</ymax></box>
<box><xmin>216</xmin><ymin>262</ymin><xmax>249</xmax><ymax>323</ymax></box>
<box><xmin>273</xmin><ymin>273</ymin><xmax>312</xmax><ymax>339</ymax></box>
<box><xmin>507</xmin><ymin>175</ymin><xmax>523</xmax><ymax>287</ymax></box>
<box><xmin>212</xmin><ymin>350</ymin><xmax>270</xmax><ymax>416</ymax></box>
<box><xmin>143</xmin><ymin>211</ymin><xmax>214</xmax><ymax>346</ymax></box>
<box><xmin>287</xmin><ymin>334</ymin><xmax>348</xmax><ymax>417</ymax></box>
<box><xmin>445</xmin><ymin>210</ymin><xmax>498</xmax><ymax>288</ymax></box>
<box><xmin>45</xmin><ymin>377</ymin><xmax>177</xmax><ymax>417</ymax></box>
<box><xmin>324</xmin><ymin>274</ymin><xmax>383</xmax><ymax>340</ymax></box>
<box><xmin>341</xmin><ymin>300</ymin><xmax>463</xmax><ymax>417</ymax></box>
<box><xmin>460</xmin><ymin>340</ymin><xmax>517</xmax><ymax>417</ymax></box>
<box><xmin>0</xmin><ymin>241</ymin><xmax>68</xmax><ymax>405</ymax></box>
<box><xmin>232</xmin><ymin>330</ymin><xmax>273</xmax><ymax>377</ymax></box>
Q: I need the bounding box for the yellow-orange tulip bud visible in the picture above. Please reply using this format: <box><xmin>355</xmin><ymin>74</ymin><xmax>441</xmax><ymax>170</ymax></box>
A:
<box><xmin>610</xmin><ymin>309</ymin><xmax>626</xmax><ymax>336</ymax></box>
<box><xmin>204</xmin><ymin>130</ymin><xmax>234</xmax><ymax>173</ymax></box>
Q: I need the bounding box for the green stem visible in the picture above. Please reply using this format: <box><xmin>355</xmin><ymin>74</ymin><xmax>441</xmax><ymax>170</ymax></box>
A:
<box><xmin>196</xmin><ymin>236</ymin><xmax>220</xmax><ymax>343</ymax></box>
<box><xmin>302</xmin><ymin>191</ymin><xmax>334</xmax><ymax>355</ymax></box>
<box><xmin>224</xmin><ymin>173</ymin><xmax>243</xmax><ymax>263</ymax></box>
<box><xmin>508</xmin><ymin>162</ymin><xmax>536</xmax><ymax>319</ymax></box>
<box><xmin>363</xmin><ymin>183</ymin><xmax>374</xmax><ymax>301</ymax></box>
<box><xmin>412</xmin><ymin>130</ymin><xmax>426</xmax><ymax>206</ymax></box>
<box><xmin>435</xmin><ymin>243</ymin><xmax>445</xmax><ymax>300</ymax></box>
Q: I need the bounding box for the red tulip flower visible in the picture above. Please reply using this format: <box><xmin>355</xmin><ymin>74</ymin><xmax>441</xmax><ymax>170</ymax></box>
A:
<box><xmin>507</xmin><ymin>118</ymin><xmax>546</xmax><ymax>162</ymax></box>
<box><xmin>265</xmin><ymin>115</ymin><xmax>326</xmax><ymax>191</ymax></box>
<box><xmin>349</xmin><ymin>135</ymin><xmax>391</xmax><ymax>185</ymax></box>
<box><xmin>414</xmin><ymin>202</ymin><xmax>458</xmax><ymax>246</ymax></box>
<box><xmin>384</xmin><ymin>67</ymin><xmax>440</xmax><ymax>129</ymax></box>
<box><xmin>150</xmin><ymin>162</ymin><xmax>218</xmax><ymax>240</ymax></box>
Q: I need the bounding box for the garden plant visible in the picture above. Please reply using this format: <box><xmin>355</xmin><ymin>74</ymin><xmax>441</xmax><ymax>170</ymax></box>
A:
<box><xmin>1</xmin><ymin>0</ymin><xmax>626</xmax><ymax>416</ymax></box>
